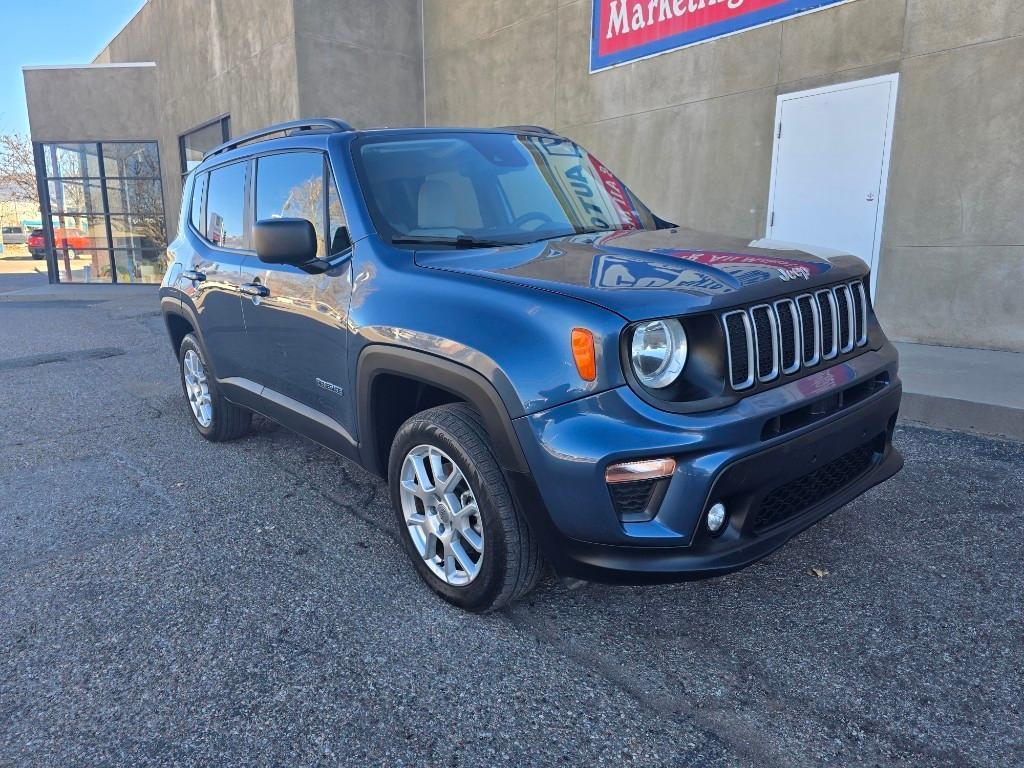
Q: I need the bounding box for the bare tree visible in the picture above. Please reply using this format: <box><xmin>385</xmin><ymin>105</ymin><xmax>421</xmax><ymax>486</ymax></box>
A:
<box><xmin>0</xmin><ymin>133</ymin><xmax>39</xmax><ymax>207</ymax></box>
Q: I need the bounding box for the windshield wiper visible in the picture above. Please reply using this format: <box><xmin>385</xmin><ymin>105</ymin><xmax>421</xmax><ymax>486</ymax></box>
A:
<box><xmin>518</xmin><ymin>227</ymin><xmax>624</xmax><ymax>245</ymax></box>
<box><xmin>390</xmin><ymin>234</ymin><xmax>508</xmax><ymax>249</ymax></box>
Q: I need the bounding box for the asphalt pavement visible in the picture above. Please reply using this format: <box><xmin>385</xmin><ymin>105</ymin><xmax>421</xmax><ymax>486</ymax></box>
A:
<box><xmin>0</xmin><ymin>283</ymin><xmax>1021</xmax><ymax>767</ymax></box>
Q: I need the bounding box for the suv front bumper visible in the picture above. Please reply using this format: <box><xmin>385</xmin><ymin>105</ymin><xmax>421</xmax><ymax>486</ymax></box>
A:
<box><xmin>508</xmin><ymin>342</ymin><xmax>903</xmax><ymax>583</ymax></box>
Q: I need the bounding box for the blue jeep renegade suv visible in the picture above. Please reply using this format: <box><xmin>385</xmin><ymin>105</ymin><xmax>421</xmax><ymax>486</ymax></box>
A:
<box><xmin>160</xmin><ymin>119</ymin><xmax>903</xmax><ymax>612</ymax></box>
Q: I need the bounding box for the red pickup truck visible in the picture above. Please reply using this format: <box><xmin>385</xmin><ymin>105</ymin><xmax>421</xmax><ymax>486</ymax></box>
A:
<box><xmin>27</xmin><ymin>228</ymin><xmax>91</xmax><ymax>259</ymax></box>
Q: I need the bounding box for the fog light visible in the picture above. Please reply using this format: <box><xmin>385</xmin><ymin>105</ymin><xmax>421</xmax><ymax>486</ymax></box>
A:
<box><xmin>706</xmin><ymin>502</ymin><xmax>727</xmax><ymax>533</ymax></box>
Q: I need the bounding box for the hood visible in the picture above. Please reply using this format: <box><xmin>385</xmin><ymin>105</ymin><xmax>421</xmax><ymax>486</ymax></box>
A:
<box><xmin>415</xmin><ymin>227</ymin><xmax>867</xmax><ymax>321</ymax></box>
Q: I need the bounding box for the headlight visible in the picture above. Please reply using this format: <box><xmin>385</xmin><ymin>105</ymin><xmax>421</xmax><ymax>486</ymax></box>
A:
<box><xmin>630</xmin><ymin>318</ymin><xmax>687</xmax><ymax>389</ymax></box>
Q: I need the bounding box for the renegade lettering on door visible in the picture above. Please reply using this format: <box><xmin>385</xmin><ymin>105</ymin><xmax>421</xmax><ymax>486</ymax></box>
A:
<box><xmin>591</xmin><ymin>0</ymin><xmax>851</xmax><ymax>71</ymax></box>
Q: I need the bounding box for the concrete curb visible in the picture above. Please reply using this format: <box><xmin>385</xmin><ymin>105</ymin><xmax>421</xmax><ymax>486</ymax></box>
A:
<box><xmin>899</xmin><ymin>392</ymin><xmax>1024</xmax><ymax>442</ymax></box>
<box><xmin>0</xmin><ymin>284</ymin><xmax>158</xmax><ymax>302</ymax></box>
<box><xmin>894</xmin><ymin>341</ymin><xmax>1024</xmax><ymax>443</ymax></box>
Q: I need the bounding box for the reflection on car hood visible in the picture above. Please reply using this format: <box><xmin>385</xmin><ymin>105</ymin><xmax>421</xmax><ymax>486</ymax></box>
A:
<box><xmin>416</xmin><ymin>227</ymin><xmax>868</xmax><ymax>321</ymax></box>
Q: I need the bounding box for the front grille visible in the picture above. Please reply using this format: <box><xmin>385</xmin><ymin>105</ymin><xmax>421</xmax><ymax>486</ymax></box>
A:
<box><xmin>722</xmin><ymin>281</ymin><xmax>869</xmax><ymax>391</ymax></box>
<box><xmin>752</xmin><ymin>440</ymin><xmax>877</xmax><ymax>531</ymax></box>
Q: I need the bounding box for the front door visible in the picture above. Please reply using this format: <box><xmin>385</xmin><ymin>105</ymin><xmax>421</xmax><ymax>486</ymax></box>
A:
<box><xmin>238</xmin><ymin>150</ymin><xmax>356</xmax><ymax>445</ymax></box>
<box><xmin>766</xmin><ymin>75</ymin><xmax>899</xmax><ymax>296</ymax></box>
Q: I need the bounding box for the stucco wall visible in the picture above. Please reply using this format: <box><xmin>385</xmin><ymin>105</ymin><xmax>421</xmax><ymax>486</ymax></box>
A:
<box><xmin>422</xmin><ymin>0</ymin><xmax>1024</xmax><ymax>352</ymax></box>
<box><xmin>25</xmin><ymin>65</ymin><xmax>160</xmax><ymax>143</ymax></box>
<box><xmin>293</xmin><ymin>0</ymin><xmax>424</xmax><ymax>130</ymax></box>
<box><xmin>92</xmin><ymin>0</ymin><xmax>302</xmax><ymax>229</ymax></box>
<box><xmin>82</xmin><ymin>0</ymin><xmax>424</xmax><ymax>234</ymax></box>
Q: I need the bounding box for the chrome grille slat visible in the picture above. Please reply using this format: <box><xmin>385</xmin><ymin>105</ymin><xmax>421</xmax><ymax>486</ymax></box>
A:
<box><xmin>851</xmin><ymin>281</ymin><xmax>868</xmax><ymax>346</ymax></box>
<box><xmin>774</xmin><ymin>299</ymin><xmax>801</xmax><ymax>375</ymax></box>
<box><xmin>722</xmin><ymin>280</ymin><xmax>871</xmax><ymax>392</ymax></box>
<box><xmin>796</xmin><ymin>293</ymin><xmax>820</xmax><ymax>367</ymax></box>
<box><xmin>834</xmin><ymin>284</ymin><xmax>855</xmax><ymax>354</ymax></box>
<box><xmin>816</xmin><ymin>289</ymin><xmax>839</xmax><ymax>360</ymax></box>
<box><xmin>722</xmin><ymin>310</ymin><xmax>755</xmax><ymax>390</ymax></box>
<box><xmin>750</xmin><ymin>304</ymin><xmax>779</xmax><ymax>382</ymax></box>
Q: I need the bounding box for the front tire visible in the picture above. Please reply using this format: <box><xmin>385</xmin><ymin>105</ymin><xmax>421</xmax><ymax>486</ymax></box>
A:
<box><xmin>178</xmin><ymin>333</ymin><xmax>251</xmax><ymax>442</ymax></box>
<box><xmin>388</xmin><ymin>404</ymin><xmax>543</xmax><ymax>612</ymax></box>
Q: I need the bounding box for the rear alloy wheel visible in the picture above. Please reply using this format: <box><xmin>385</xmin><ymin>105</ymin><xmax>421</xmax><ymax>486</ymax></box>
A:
<box><xmin>388</xmin><ymin>404</ymin><xmax>543</xmax><ymax>612</ymax></box>
<box><xmin>178</xmin><ymin>333</ymin><xmax>251</xmax><ymax>442</ymax></box>
<box><xmin>182</xmin><ymin>348</ymin><xmax>213</xmax><ymax>428</ymax></box>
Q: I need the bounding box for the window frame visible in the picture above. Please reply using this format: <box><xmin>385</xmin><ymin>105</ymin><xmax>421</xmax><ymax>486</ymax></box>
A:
<box><xmin>178</xmin><ymin>115</ymin><xmax>231</xmax><ymax>178</ymax></box>
<box><xmin>188</xmin><ymin>171</ymin><xmax>208</xmax><ymax>239</ymax></box>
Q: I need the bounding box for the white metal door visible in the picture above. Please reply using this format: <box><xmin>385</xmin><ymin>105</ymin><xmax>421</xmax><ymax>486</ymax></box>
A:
<box><xmin>766</xmin><ymin>75</ymin><xmax>898</xmax><ymax>295</ymax></box>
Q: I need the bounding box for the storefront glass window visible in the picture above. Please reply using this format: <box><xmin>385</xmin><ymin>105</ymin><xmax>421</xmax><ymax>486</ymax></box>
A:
<box><xmin>38</xmin><ymin>141</ymin><xmax>167</xmax><ymax>284</ymax></box>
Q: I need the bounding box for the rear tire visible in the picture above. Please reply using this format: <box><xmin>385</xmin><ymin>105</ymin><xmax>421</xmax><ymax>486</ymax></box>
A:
<box><xmin>388</xmin><ymin>403</ymin><xmax>543</xmax><ymax>612</ymax></box>
<box><xmin>178</xmin><ymin>333</ymin><xmax>251</xmax><ymax>442</ymax></box>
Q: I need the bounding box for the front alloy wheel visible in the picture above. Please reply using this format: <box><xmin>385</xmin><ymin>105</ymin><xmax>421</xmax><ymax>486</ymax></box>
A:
<box><xmin>388</xmin><ymin>404</ymin><xmax>543</xmax><ymax>612</ymax></box>
<box><xmin>400</xmin><ymin>445</ymin><xmax>485</xmax><ymax>586</ymax></box>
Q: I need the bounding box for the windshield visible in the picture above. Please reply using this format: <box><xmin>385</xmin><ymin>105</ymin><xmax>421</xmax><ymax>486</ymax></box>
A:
<box><xmin>353</xmin><ymin>132</ymin><xmax>658</xmax><ymax>247</ymax></box>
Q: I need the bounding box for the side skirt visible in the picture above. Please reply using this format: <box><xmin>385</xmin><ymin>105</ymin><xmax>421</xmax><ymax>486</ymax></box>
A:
<box><xmin>219</xmin><ymin>377</ymin><xmax>360</xmax><ymax>463</ymax></box>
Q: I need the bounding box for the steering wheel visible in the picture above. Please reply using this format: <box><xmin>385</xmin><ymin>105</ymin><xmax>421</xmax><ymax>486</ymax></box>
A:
<box><xmin>511</xmin><ymin>211</ymin><xmax>556</xmax><ymax>231</ymax></box>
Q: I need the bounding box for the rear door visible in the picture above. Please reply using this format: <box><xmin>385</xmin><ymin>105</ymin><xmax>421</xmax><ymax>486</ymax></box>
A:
<box><xmin>238</xmin><ymin>150</ymin><xmax>355</xmax><ymax>434</ymax></box>
<box><xmin>184</xmin><ymin>160</ymin><xmax>252</xmax><ymax>382</ymax></box>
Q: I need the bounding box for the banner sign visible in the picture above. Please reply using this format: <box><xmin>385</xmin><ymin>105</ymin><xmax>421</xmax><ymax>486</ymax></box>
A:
<box><xmin>591</xmin><ymin>0</ymin><xmax>850</xmax><ymax>71</ymax></box>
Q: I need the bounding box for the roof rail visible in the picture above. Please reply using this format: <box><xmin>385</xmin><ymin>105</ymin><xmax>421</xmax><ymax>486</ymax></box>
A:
<box><xmin>497</xmin><ymin>125</ymin><xmax>559</xmax><ymax>136</ymax></box>
<box><xmin>204</xmin><ymin>118</ymin><xmax>354</xmax><ymax>160</ymax></box>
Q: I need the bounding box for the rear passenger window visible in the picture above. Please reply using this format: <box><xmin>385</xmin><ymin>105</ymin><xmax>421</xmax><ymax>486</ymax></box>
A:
<box><xmin>189</xmin><ymin>173</ymin><xmax>207</xmax><ymax>236</ymax></box>
<box><xmin>256</xmin><ymin>152</ymin><xmax>326</xmax><ymax>257</ymax></box>
<box><xmin>205</xmin><ymin>161</ymin><xmax>248</xmax><ymax>250</ymax></box>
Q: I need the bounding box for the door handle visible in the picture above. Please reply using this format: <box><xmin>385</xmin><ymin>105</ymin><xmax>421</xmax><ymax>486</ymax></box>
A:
<box><xmin>182</xmin><ymin>269</ymin><xmax>206</xmax><ymax>282</ymax></box>
<box><xmin>240</xmin><ymin>282</ymin><xmax>269</xmax><ymax>298</ymax></box>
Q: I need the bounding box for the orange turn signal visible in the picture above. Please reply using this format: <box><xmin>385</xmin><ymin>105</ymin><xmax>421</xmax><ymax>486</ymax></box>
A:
<box><xmin>605</xmin><ymin>457</ymin><xmax>677</xmax><ymax>484</ymax></box>
<box><xmin>571</xmin><ymin>328</ymin><xmax>597</xmax><ymax>382</ymax></box>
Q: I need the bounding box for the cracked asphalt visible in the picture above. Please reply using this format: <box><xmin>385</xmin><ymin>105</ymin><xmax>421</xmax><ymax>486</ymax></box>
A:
<box><xmin>0</xmin><ymin>283</ymin><xmax>1021</xmax><ymax>767</ymax></box>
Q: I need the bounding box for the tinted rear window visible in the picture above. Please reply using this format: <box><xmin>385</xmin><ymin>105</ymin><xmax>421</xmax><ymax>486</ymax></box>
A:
<box><xmin>205</xmin><ymin>161</ymin><xmax>248</xmax><ymax>250</ymax></box>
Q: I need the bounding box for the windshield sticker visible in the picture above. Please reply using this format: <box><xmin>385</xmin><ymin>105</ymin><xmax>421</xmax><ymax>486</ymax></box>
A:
<box><xmin>519</xmin><ymin>136</ymin><xmax>642</xmax><ymax>232</ymax></box>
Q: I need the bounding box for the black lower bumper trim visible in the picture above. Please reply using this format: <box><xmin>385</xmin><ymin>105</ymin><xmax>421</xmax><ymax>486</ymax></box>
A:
<box><xmin>507</xmin><ymin>384</ymin><xmax>903</xmax><ymax>585</ymax></box>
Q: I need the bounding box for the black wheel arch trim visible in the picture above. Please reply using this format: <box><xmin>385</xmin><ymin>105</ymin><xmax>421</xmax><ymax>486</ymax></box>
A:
<box><xmin>356</xmin><ymin>345</ymin><xmax>530</xmax><ymax>477</ymax></box>
<box><xmin>160</xmin><ymin>295</ymin><xmax>224</xmax><ymax>382</ymax></box>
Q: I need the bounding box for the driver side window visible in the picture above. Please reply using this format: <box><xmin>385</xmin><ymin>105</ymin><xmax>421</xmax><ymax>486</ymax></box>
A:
<box><xmin>255</xmin><ymin>152</ymin><xmax>326</xmax><ymax>257</ymax></box>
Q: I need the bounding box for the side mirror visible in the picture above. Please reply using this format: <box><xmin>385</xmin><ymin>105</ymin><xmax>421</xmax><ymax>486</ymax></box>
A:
<box><xmin>254</xmin><ymin>218</ymin><xmax>317</xmax><ymax>266</ymax></box>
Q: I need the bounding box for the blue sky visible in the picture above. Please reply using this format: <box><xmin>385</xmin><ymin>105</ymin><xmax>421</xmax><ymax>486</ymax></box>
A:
<box><xmin>1</xmin><ymin>0</ymin><xmax>146</xmax><ymax>134</ymax></box>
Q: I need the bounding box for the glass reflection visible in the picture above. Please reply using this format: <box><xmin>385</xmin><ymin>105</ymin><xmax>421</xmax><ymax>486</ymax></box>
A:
<box><xmin>39</xmin><ymin>140</ymin><xmax>167</xmax><ymax>284</ymax></box>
